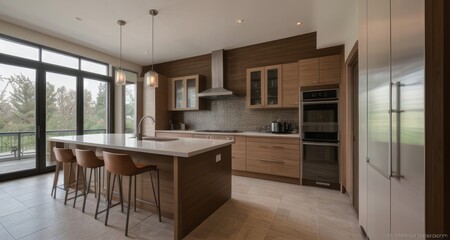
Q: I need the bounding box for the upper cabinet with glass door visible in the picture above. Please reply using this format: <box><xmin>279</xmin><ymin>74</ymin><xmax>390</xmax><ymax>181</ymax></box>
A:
<box><xmin>167</xmin><ymin>75</ymin><xmax>205</xmax><ymax>111</ymax></box>
<box><xmin>246</xmin><ymin>65</ymin><xmax>282</xmax><ymax>109</ymax></box>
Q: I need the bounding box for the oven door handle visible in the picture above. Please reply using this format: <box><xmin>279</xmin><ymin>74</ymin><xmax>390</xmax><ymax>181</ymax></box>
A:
<box><xmin>302</xmin><ymin>141</ymin><xmax>339</xmax><ymax>147</ymax></box>
<box><xmin>301</xmin><ymin>100</ymin><xmax>339</xmax><ymax>105</ymax></box>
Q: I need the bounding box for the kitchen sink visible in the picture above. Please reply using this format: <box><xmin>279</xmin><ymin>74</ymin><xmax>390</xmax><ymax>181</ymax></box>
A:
<box><xmin>141</xmin><ymin>136</ymin><xmax>178</xmax><ymax>141</ymax></box>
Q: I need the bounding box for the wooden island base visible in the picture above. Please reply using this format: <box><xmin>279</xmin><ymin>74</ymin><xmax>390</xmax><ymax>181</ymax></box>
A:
<box><xmin>50</xmin><ymin>141</ymin><xmax>231</xmax><ymax>240</ymax></box>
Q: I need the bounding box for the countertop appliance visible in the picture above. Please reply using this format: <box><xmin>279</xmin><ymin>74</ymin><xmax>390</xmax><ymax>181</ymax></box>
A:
<box><xmin>300</xmin><ymin>89</ymin><xmax>340</xmax><ymax>190</ymax></box>
<box><xmin>271</xmin><ymin>121</ymin><xmax>292</xmax><ymax>133</ymax></box>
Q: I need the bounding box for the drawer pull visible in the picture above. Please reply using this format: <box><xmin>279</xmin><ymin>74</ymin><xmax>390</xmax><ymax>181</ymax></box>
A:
<box><xmin>260</xmin><ymin>159</ymin><xmax>285</xmax><ymax>164</ymax></box>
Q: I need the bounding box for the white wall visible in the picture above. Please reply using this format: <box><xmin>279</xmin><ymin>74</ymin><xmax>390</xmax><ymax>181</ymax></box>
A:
<box><xmin>0</xmin><ymin>20</ymin><xmax>142</xmax><ymax>133</ymax></box>
<box><xmin>315</xmin><ymin>0</ymin><xmax>359</xmax><ymax>59</ymax></box>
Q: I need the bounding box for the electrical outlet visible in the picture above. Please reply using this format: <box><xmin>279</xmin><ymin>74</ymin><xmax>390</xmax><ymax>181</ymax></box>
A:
<box><xmin>216</xmin><ymin>154</ymin><xmax>221</xmax><ymax>162</ymax></box>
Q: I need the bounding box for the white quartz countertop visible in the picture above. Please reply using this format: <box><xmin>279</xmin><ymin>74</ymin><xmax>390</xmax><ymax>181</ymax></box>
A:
<box><xmin>156</xmin><ymin>130</ymin><xmax>300</xmax><ymax>138</ymax></box>
<box><xmin>49</xmin><ymin>134</ymin><xmax>233</xmax><ymax>158</ymax></box>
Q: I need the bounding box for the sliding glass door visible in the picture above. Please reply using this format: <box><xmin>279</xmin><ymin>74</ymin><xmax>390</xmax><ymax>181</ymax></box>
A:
<box><xmin>0</xmin><ymin>63</ymin><xmax>38</xmax><ymax>174</ymax></box>
<box><xmin>45</xmin><ymin>72</ymin><xmax>77</xmax><ymax>167</ymax></box>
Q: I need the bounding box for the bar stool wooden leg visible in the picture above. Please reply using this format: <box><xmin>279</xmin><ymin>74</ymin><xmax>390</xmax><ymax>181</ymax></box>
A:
<box><xmin>105</xmin><ymin>171</ymin><xmax>111</xmax><ymax>226</ymax></box>
<box><xmin>95</xmin><ymin>168</ymin><xmax>102</xmax><ymax>219</ymax></box>
<box><xmin>64</xmin><ymin>162</ymin><xmax>73</xmax><ymax>205</ymax></box>
<box><xmin>125</xmin><ymin>176</ymin><xmax>132</xmax><ymax>236</ymax></box>
<box><xmin>134</xmin><ymin>175</ymin><xmax>137</xmax><ymax>212</ymax></box>
<box><xmin>82</xmin><ymin>168</ymin><xmax>93</xmax><ymax>213</ymax></box>
<box><xmin>118</xmin><ymin>176</ymin><xmax>124</xmax><ymax>212</ymax></box>
<box><xmin>73</xmin><ymin>165</ymin><xmax>81</xmax><ymax>208</ymax></box>
<box><xmin>51</xmin><ymin>162</ymin><xmax>61</xmax><ymax>198</ymax></box>
<box><xmin>157</xmin><ymin>169</ymin><xmax>161</xmax><ymax>222</ymax></box>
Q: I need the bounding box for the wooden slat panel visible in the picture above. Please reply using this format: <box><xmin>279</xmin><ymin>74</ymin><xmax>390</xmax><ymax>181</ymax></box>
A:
<box><xmin>144</xmin><ymin>33</ymin><xmax>343</xmax><ymax>96</ymax></box>
<box><xmin>177</xmin><ymin>146</ymin><xmax>232</xmax><ymax>238</ymax></box>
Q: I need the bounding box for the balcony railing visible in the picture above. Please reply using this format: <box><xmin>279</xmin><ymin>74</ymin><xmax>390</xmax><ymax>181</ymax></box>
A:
<box><xmin>0</xmin><ymin>129</ymin><xmax>106</xmax><ymax>161</ymax></box>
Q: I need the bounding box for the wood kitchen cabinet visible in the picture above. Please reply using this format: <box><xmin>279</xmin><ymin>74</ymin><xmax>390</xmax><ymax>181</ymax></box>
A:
<box><xmin>298</xmin><ymin>55</ymin><xmax>341</xmax><ymax>86</ymax></box>
<box><xmin>246</xmin><ymin>65</ymin><xmax>282</xmax><ymax>109</ymax></box>
<box><xmin>281</xmin><ymin>62</ymin><xmax>299</xmax><ymax>108</ymax></box>
<box><xmin>194</xmin><ymin>134</ymin><xmax>246</xmax><ymax>171</ymax></box>
<box><xmin>231</xmin><ymin>136</ymin><xmax>246</xmax><ymax>171</ymax></box>
<box><xmin>167</xmin><ymin>75</ymin><xmax>205</xmax><ymax>111</ymax></box>
<box><xmin>246</xmin><ymin>137</ymin><xmax>300</xmax><ymax>178</ymax></box>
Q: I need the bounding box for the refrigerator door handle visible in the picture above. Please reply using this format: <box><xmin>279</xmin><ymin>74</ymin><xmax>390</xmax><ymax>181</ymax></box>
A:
<box><xmin>390</xmin><ymin>81</ymin><xmax>404</xmax><ymax>179</ymax></box>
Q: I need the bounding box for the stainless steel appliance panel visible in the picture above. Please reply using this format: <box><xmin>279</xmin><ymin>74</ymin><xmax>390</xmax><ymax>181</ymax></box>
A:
<box><xmin>367</xmin><ymin>0</ymin><xmax>392</xmax><ymax>238</ymax></box>
<box><xmin>367</xmin><ymin>0</ymin><xmax>391</xmax><ymax>178</ymax></box>
<box><xmin>358</xmin><ymin>0</ymin><xmax>369</xmax><ymax>230</ymax></box>
<box><xmin>302</xmin><ymin>141</ymin><xmax>339</xmax><ymax>184</ymax></box>
<box><xmin>390</xmin><ymin>0</ymin><xmax>425</xmax><ymax>237</ymax></box>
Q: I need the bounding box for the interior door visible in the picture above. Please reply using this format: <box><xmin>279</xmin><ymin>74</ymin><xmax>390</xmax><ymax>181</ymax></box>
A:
<box><xmin>390</xmin><ymin>0</ymin><xmax>425</xmax><ymax>237</ymax></box>
<box><xmin>367</xmin><ymin>0</ymin><xmax>391</xmax><ymax>238</ymax></box>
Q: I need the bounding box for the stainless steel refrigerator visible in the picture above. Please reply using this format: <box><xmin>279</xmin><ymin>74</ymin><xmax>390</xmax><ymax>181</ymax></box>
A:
<box><xmin>359</xmin><ymin>0</ymin><xmax>425</xmax><ymax>239</ymax></box>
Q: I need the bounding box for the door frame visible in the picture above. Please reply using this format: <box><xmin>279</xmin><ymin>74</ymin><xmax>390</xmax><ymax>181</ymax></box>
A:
<box><xmin>344</xmin><ymin>41</ymin><xmax>359</xmax><ymax>211</ymax></box>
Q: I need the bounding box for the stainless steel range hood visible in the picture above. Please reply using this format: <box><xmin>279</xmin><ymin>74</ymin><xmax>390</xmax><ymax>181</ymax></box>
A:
<box><xmin>198</xmin><ymin>50</ymin><xmax>235</xmax><ymax>98</ymax></box>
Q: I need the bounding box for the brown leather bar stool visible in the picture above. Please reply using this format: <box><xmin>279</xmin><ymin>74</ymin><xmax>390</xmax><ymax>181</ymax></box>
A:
<box><xmin>51</xmin><ymin>147</ymin><xmax>77</xmax><ymax>205</ymax></box>
<box><xmin>73</xmin><ymin>149</ymin><xmax>105</xmax><ymax>215</ymax></box>
<box><xmin>102</xmin><ymin>151</ymin><xmax>161</xmax><ymax>236</ymax></box>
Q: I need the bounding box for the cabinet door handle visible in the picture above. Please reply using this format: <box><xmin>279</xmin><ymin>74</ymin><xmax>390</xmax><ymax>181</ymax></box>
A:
<box><xmin>260</xmin><ymin>159</ymin><xmax>285</xmax><ymax>164</ymax></box>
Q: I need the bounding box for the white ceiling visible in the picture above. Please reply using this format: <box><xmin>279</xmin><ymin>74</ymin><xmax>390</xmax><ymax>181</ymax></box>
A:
<box><xmin>0</xmin><ymin>0</ymin><xmax>320</xmax><ymax>66</ymax></box>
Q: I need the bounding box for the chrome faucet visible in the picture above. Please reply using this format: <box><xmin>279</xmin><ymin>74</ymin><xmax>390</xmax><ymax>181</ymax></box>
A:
<box><xmin>137</xmin><ymin>115</ymin><xmax>155</xmax><ymax>140</ymax></box>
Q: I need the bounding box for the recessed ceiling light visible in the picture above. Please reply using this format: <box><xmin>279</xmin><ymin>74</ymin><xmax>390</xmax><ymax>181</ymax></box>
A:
<box><xmin>235</xmin><ymin>19</ymin><xmax>244</xmax><ymax>24</ymax></box>
<box><xmin>75</xmin><ymin>17</ymin><xmax>82</xmax><ymax>21</ymax></box>
<box><xmin>296</xmin><ymin>21</ymin><xmax>302</xmax><ymax>26</ymax></box>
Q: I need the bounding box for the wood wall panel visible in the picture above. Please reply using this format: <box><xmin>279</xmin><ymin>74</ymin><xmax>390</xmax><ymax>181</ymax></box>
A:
<box><xmin>176</xmin><ymin>146</ymin><xmax>232</xmax><ymax>239</ymax></box>
<box><xmin>143</xmin><ymin>32</ymin><xmax>343</xmax><ymax>96</ymax></box>
<box><xmin>425</xmin><ymin>0</ymin><xmax>450</xmax><ymax>236</ymax></box>
<box><xmin>143</xmin><ymin>54</ymin><xmax>212</xmax><ymax>88</ymax></box>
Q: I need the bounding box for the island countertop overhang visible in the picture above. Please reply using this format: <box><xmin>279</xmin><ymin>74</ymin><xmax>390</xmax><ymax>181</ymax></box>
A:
<box><xmin>49</xmin><ymin>133</ymin><xmax>233</xmax><ymax>158</ymax></box>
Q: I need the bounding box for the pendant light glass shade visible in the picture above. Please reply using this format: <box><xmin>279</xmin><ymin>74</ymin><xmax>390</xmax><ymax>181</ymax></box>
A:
<box><xmin>116</xmin><ymin>69</ymin><xmax>126</xmax><ymax>85</ymax></box>
<box><xmin>146</xmin><ymin>9</ymin><xmax>159</xmax><ymax>88</ymax></box>
<box><xmin>115</xmin><ymin>20</ymin><xmax>126</xmax><ymax>85</ymax></box>
<box><xmin>145</xmin><ymin>70</ymin><xmax>158</xmax><ymax>87</ymax></box>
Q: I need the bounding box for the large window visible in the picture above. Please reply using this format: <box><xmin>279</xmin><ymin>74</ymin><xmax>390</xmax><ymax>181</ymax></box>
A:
<box><xmin>0</xmin><ymin>34</ymin><xmax>113</xmax><ymax>180</ymax></box>
<box><xmin>122</xmin><ymin>70</ymin><xmax>137</xmax><ymax>134</ymax></box>
<box><xmin>84</xmin><ymin>78</ymin><xmax>108</xmax><ymax>134</ymax></box>
<box><xmin>0</xmin><ymin>37</ymin><xmax>39</xmax><ymax>61</ymax></box>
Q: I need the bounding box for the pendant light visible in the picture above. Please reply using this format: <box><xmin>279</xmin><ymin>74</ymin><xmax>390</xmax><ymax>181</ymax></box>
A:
<box><xmin>115</xmin><ymin>20</ymin><xmax>127</xmax><ymax>85</ymax></box>
<box><xmin>144</xmin><ymin>9</ymin><xmax>159</xmax><ymax>88</ymax></box>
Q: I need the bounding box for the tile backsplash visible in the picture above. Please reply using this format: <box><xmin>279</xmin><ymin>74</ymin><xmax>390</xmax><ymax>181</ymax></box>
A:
<box><xmin>171</xmin><ymin>97</ymin><xmax>299</xmax><ymax>132</ymax></box>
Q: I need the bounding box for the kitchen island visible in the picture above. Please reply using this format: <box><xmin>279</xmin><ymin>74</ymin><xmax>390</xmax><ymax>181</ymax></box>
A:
<box><xmin>49</xmin><ymin>134</ymin><xmax>233</xmax><ymax>240</ymax></box>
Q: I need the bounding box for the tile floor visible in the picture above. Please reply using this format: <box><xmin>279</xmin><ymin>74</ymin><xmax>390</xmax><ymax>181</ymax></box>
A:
<box><xmin>0</xmin><ymin>173</ymin><xmax>363</xmax><ymax>240</ymax></box>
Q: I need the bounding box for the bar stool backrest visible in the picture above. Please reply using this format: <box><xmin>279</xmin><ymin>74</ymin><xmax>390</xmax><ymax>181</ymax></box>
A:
<box><xmin>102</xmin><ymin>151</ymin><xmax>137</xmax><ymax>176</ymax></box>
<box><xmin>53</xmin><ymin>147</ymin><xmax>75</xmax><ymax>163</ymax></box>
<box><xmin>75</xmin><ymin>149</ymin><xmax>103</xmax><ymax>168</ymax></box>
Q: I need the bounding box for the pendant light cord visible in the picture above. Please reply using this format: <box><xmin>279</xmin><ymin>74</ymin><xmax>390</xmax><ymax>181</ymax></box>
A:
<box><xmin>120</xmin><ymin>23</ymin><xmax>123</xmax><ymax>71</ymax></box>
<box><xmin>151</xmin><ymin>13</ymin><xmax>154</xmax><ymax>72</ymax></box>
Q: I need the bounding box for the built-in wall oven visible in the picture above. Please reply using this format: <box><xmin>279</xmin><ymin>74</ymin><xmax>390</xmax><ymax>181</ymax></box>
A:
<box><xmin>300</xmin><ymin>89</ymin><xmax>340</xmax><ymax>190</ymax></box>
